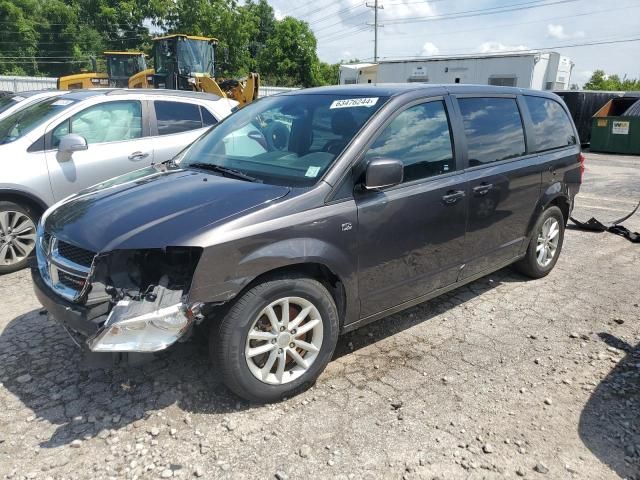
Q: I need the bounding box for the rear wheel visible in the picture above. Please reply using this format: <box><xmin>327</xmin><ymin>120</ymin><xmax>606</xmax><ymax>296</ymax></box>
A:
<box><xmin>0</xmin><ymin>201</ymin><xmax>38</xmax><ymax>275</ymax></box>
<box><xmin>514</xmin><ymin>206</ymin><xmax>564</xmax><ymax>278</ymax></box>
<box><xmin>213</xmin><ymin>276</ymin><xmax>339</xmax><ymax>403</ymax></box>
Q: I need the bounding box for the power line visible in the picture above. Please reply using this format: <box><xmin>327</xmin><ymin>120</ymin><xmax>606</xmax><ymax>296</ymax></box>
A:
<box><xmin>383</xmin><ymin>0</ymin><xmax>581</xmax><ymax>25</ymax></box>
<box><xmin>362</xmin><ymin>36</ymin><xmax>640</xmax><ymax>61</ymax></box>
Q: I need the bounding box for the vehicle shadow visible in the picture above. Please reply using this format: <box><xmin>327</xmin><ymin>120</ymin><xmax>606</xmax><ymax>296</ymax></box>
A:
<box><xmin>0</xmin><ymin>266</ymin><xmax>527</xmax><ymax>449</ymax></box>
<box><xmin>0</xmin><ymin>308</ymin><xmax>245</xmax><ymax>449</ymax></box>
<box><xmin>332</xmin><ymin>265</ymin><xmax>528</xmax><ymax>359</ymax></box>
<box><xmin>578</xmin><ymin>333</ymin><xmax>640</xmax><ymax>479</ymax></box>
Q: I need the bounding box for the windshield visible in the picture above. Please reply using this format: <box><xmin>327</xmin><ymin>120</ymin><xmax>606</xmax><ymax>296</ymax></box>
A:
<box><xmin>0</xmin><ymin>97</ymin><xmax>76</xmax><ymax>145</ymax></box>
<box><xmin>178</xmin><ymin>93</ymin><xmax>388</xmax><ymax>187</ymax></box>
<box><xmin>0</xmin><ymin>95</ymin><xmax>24</xmax><ymax>115</ymax></box>
<box><xmin>107</xmin><ymin>55</ymin><xmax>146</xmax><ymax>78</ymax></box>
<box><xmin>178</xmin><ymin>38</ymin><xmax>214</xmax><ymax>76</ymax></box>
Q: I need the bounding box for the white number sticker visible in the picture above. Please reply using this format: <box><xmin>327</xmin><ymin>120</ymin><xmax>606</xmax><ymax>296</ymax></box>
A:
<box><xmin>305</xmin><ymin>166</ymin><xmax>321</xmax><ymax>177</ymax></box>
<box><xmin>330</xmin><ymin>97</ymin><xmax>379</xmax><ymax>109</ymax></box>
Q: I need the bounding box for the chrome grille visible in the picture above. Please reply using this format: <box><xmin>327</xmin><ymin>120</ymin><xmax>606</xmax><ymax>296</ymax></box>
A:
<box><xmin>58</xmin><ymin>241</ymin><xmax>95</xmax><ymax>268</ymax></box>
<box><xmin>36</xmin><ymin>228</ymin><xmax>95</xmax><ymax>302</ymax></box>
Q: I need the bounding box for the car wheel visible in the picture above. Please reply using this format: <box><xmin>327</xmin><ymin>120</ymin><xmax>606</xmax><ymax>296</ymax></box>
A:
<box><xmin>514</xmin><ymin>206</ymin><xmax>565</xmax><ymax>279</ymax></box>
<box><xmin>0</xmin><ymin>201</ymin><xmax>39</xmax><ymax>275</ymax></box>
<box><xmin>213</xmin><ymin>276</ymin><xmax>339</xmax><ymax>403</ymax></box>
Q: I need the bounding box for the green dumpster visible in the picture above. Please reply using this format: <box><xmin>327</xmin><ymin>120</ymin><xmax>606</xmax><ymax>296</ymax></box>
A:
<box><xmin>590</xmin><ymin>96</ymin><xmax>640</xmax><ymax>155</ymax></box>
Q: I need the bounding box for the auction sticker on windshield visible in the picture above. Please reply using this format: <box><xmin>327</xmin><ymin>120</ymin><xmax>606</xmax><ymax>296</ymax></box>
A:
<box><xmin>330</xmin><ymin>97</ymin><xmax>379</xmax><ymax>109</ymax></box>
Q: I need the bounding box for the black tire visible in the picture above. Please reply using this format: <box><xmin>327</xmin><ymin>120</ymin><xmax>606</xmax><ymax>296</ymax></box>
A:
<box><xmin>212</xmin><ymin>276</ymin><xmax>339</xmax><ymax>403</ymax></box>
<box><xmin>0</xmin><ymin>201</ymin><xmax>39</xmax><ymax>275</ymax></box>
<box><xmin>514</xmin><ymin>206</ymin><xmax>565</xmax><ymax>279</ymax></box>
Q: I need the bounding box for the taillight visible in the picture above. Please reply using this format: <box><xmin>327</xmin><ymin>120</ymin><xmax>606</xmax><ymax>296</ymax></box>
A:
<box><xmin>578</xmin><ymin>152</ymin><xmax>585</xmax><ymax>181</ymax></box>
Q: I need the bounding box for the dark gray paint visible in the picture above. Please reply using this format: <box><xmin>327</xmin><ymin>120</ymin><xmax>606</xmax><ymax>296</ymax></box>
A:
<box><xmin>37</xmin><ymin>84</ymin><xmax>582</xmax><ymax>334</ymax></box>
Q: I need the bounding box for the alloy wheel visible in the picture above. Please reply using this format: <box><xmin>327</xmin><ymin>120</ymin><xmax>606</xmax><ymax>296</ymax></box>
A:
<box><xmin>245</xmin><ymin>296</ymin><xmax>324</xmax><ymax>385</ymax></box>
<box><xmin>536</xmin><ymin>217</ymin><xmax>560</xmax><ymax>267</ymax></box>
<box><xmin>0</xmin><ymin>210</ymin><xmax>36</xmax><ymax>267</ymax></box>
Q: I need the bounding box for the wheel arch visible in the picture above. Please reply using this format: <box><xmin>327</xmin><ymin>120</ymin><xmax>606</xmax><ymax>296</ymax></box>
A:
<box><xmin>0</xmin><ymin>189</ymin><xmax>48</xmax><ymax>218</ymax></box>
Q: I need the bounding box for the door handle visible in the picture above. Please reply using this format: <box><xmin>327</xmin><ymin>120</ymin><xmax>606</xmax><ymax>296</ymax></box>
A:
<box><xmin>472</xmin><ymin>183</ymin><xmax>493</xmax><ymax>196</ymax></box>
<box><xmin>441</xmin><ymin>190</ymin><xmax>466</xmax><ymax>205</ymax></box>
<box><xmin>128</xmin><ymin>151</ymin><xmax>150</xmax><ymax>160</ymax></box>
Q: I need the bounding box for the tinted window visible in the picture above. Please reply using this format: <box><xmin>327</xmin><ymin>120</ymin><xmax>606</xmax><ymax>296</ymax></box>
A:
<box><xmin>200</xmin><ymin>107</ymin><xmax>217</xmax><ymax>126</ymax></box>
<box><xmin>365</xmin><ymin>101</ymin><xmax>454</xmax><ymax>182</ymax></box>
<box><xmin>524</xmin><ymin>96</ymin><xmax>576</xmax><ymax>152</ymax></box>
<box><xmin>155</xmin><ymin>101</ymin><xmax>202</xmax><ymax>135</ymax></box>
<box><xmin>458</xmin><ymin>97</ymin><xmax>526</xmax><ymax>166</ymax></box>
<box><xmin>53</xmin><ymin>100</ymin><xmax>142</xmax><ymax>146</ymax></box>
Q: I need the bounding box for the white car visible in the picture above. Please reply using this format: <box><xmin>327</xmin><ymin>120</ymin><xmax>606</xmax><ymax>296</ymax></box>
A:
<box><xmin>0</xmin><ymin>90</ymin><xmax>67</xmax><ymax>121</ymax></box>
<box><xmin>0</xmin><ymin>88</ymin><xmax>237</xmax><ymax>273</ymax></box>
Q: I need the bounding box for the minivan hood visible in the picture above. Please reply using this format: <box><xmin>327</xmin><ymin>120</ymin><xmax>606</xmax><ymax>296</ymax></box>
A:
<box><xmin>44</xmin><ymin>166</ymin><xmax>290</xmax><ymax>252</ymax></box>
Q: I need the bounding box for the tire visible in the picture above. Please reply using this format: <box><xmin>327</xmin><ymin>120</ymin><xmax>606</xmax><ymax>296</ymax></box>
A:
<box><xmin>213</xmin><ymin>276</ymin><xmax>339</xmax><ymax>403</ymax></box>
<box><xmin>0</xmin><ymin>201</ymin><xmax>39</xmax><ymax>275</ymax></box>
<box><xmin>514</xmin><ymin>206</ymin><xmax>565</xmax><ymax>279</ymax></box>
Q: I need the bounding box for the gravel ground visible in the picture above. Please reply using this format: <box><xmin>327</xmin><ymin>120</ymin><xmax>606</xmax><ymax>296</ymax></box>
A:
<box><xmin>0</xmin><ymin>152</ymin><xmax>639</xmax><ymax>480</ymax></box>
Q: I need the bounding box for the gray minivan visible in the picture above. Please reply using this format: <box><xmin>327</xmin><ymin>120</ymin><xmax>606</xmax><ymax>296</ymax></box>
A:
<box><xmin>32</xmin><ymin>84</ymin><xmax>583</xmax><ymax>402</ymax></box>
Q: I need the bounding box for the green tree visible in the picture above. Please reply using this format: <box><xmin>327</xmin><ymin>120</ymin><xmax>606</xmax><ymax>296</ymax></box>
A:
<box><xmin>0</xmin><ymin>0</ymin><xmax>39</xmax><ymax>75</ymax></box>
<box><xmin>584</xmin><ymin>70</ymin><xmax>640</xmax><ymax>91</ymax></box>
<box><xmin>259</xmin><ymin>17</ymin><xmax>320</xmax><ymax>87</ymax></box>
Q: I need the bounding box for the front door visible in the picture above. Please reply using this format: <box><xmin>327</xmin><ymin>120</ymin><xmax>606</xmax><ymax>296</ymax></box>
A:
<box><xmin>45</xmin><ymin>99</ymin><xmax>154</xmax><ymax>201</ymax></box>
<box><xmin>453</xmin><ymin>95</ymin><xmax>542</xmax><ymax>278</ymax></box>
<box><xmin>355</xmin><ymin>98</ymin><xmax>468</xmax><ymax>318</ymax></box>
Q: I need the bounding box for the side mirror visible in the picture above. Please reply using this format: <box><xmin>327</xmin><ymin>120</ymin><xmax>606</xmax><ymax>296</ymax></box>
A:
<box><xmin>58</xmin><ymin>134</ymin><xmax>88</xmax><ymax>154</ymax></box>
<box><xmin>364</xmin><ymin>157</ymin><xmax>404</xmax><ymax>189</ymax></box>
<box><xmin>56</xmin><ymin>134</ymin><xmax>87</xmax><ymax>162</ymax></box>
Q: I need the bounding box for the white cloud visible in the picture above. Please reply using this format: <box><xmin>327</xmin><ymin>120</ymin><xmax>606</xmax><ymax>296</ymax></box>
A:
<box><xmin>421</xmin><ymin>42</ymin><xmax>439</xmax><ymax>56</ymax></box>
<box><xmin>547</xmin><ymin>23</ymin><xmax>585</xmax><ymax>40</ymax></box>
<box><xmin>382</xmin><ymin>0</ymin><xmax>436</xmax><ymax>20</ymax></box>
<box><xmin>273</xmin><ymin>8</ymin><xmax>284</xmax><ymax>20</ymax></box>
<box><xmin>478</xmin><ymin>41</ymin><xmax>529</xmax><ymax>54</ymax></box>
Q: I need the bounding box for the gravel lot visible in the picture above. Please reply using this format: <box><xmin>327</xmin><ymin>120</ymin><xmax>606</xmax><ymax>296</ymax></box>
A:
<box><xmin>1</xmin><ymin>152</ymin><xmax>639</xmax><ymax>480</ymax></box>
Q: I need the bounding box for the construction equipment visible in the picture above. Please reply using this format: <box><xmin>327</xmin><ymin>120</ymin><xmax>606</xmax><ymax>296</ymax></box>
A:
<box><xmin>58</xmin><ymin>52</ymin><xmax>149</xmax><ymax>90</ymax></box>
<box><xmin>148</xmin><ymin>34</ymin><xmax>259</xmax><ymax>106</ymax></box>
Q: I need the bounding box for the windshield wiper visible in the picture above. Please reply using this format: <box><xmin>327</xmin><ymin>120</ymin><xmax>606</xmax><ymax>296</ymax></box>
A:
<box><xmin>188</xmin><ymin>162</ymin><xmax>261</xmax><ymax>183</ymax></box>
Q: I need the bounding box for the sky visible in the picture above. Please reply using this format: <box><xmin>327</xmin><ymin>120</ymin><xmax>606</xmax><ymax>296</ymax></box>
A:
<box><xmin>265</xmin><ymin>0</ymin><xmax>640</xmax><ymax>86</ymax></box>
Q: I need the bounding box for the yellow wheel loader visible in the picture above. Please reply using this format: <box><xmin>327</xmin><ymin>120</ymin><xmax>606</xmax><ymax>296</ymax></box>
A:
<box><xmin>57</xmin><ymin>52</ymin><xmax>149</xmax><ymax>90</ymax></box>
<box><xmin>147</xmin><ymin>34</ymin><xmax>259</xmax><ymax>106</ymax></box>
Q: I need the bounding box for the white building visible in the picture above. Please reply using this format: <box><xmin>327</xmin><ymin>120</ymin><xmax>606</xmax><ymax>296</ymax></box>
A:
<box><xmin>339</xmin><ymin>52</ymin><xmax>574</xmax><ymax>91</ymax></box>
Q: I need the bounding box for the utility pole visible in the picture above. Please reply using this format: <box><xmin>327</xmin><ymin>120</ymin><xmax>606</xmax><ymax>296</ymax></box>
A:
<box><xmin>366</xmin><ymin>0</ymin><xmax>384</xmax><ymax>62</ymax></box>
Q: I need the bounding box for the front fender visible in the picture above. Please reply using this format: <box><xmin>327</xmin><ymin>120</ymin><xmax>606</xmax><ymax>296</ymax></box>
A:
<box><xmin>189</xmin><ymin>236</ymin><xmax>357</xmax><ymax>303</ymax></box>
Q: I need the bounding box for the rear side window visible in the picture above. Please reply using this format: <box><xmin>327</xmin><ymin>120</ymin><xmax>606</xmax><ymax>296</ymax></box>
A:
<box><xmin>155</xmin><ymin>101</ymin><xmax>203</xmax><ymax>135</ymax></box>
<box><xmin>458</xmin><ymin>97</ymin><xmax>526</xmax><ymax>166</ymax></box>
<box><xmin>365</xmin><ymin>100</ymin><xmax>455</xmax><ymax>182</ymax></box>
<box><xmin>201</xmin><ymin>107</ymin><xmax>218</xmax><ymax>126</ymax></box>
<box><xmin>524</xmin><ymin>96</ymin><xmax>576</xmax><ymax>152</ymax></box>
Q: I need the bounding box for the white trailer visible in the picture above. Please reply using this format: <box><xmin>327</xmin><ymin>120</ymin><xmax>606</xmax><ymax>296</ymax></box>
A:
<box><xmin>339</xmin><ymin>52</ymin><xmax>574</xmax><ymax>90</ymax></box>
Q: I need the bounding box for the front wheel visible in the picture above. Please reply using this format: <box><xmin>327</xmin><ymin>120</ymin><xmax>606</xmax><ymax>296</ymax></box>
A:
<box><xmin>0</xmin><ymin>201</ymin><xmax>39</xmax><ymax>275</ymax></box>
<box><xmin>213</xmin><ymin>276</ymin><xmax>339</xmax><ymax>403</ymax></box>
<box><xmin>514</xmin><ymin>206</ymin><xmax>565</xmax><ymax>278</ymax></box>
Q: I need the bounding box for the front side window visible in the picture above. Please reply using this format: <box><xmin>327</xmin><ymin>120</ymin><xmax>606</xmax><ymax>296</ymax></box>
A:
<box><xmin>53</xmin><ymin>100</ymin><xmax>142</xmax><ymax>146</ymax></box>
<box><xmin>458</xmin><ymin>97</ymin><xmax>526</xmax><ymax>166</ymax></box>
<box><xmin>0</xmin><ymin>97</ymin><xmax>77</xmax><ymax>145</ymax></box>
<box><xmin>365</xmin><ymin>101</ymin><xmax>455</xmax><ymax>183</ymax></box>
<box><xmin>177</xmin><ymin>94</ymin><xmax>388</xmax><ymax>187</ymax></box>
<box><xmin>524</xmin><ymin>96</ymin><xmax>576</xmax><ymax>152</ymax></box>
<box><xmin>155</xmin><ymin>101</ymin><xmax>203</xmax><ymax>135</ymax></box>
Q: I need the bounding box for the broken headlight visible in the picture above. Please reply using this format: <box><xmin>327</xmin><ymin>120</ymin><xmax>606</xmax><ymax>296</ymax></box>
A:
<box><xmin>87</xmin><ymin>247</ymin><xmax>203</xmax><ymax>352</ymax></box>
<box><xmin>88</xmin><ymin>301</ymin><xmax>191</xmax><ymax>352</ymax></box>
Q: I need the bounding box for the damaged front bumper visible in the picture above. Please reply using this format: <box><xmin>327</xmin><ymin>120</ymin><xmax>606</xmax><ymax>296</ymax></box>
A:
<box><xmin>31</xmin><ymin>244</ymin><xmax>204</xmax><ymax>354</ymax></box>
